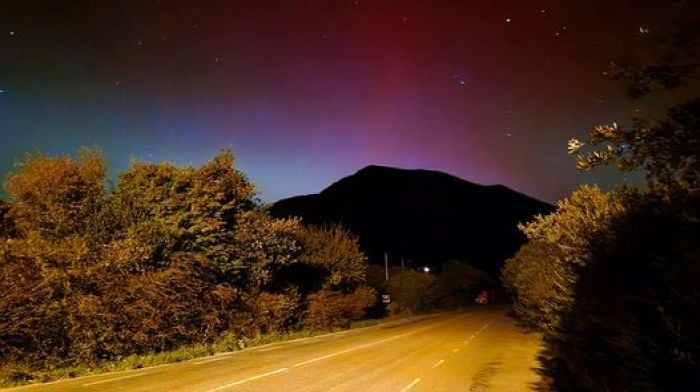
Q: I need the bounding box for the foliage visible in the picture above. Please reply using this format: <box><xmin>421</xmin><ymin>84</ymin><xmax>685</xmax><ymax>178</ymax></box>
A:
<box><xmin>296</xmin><ymin>224</ymin><xmax>368</xmax><ymax>289</ymax></box>
<box><xmin>505</xmin><ymin>29</ymin><xmax>700</xmax><ymax>387</ymax></box>
<box><xmin>4</xmin><ymin>148</ymin><xmax>106</xmax><ymax>240</ymax></box>
<box><xmin>547</xmin><ymin>194</ymin><xmax>700</xmax><ymax>391</ymax></box>
<box><xmin>111</xmin><ymin>151</ymin><xmax>257</xmax><ymax>271</ymax></box>
<box><xmin>244</xmin><ymin>288</ymin><xmax>302</xmax><ymax>335</ymax></box>
<box><xmin>386</xmin><ymin>269</ymin><xmax>435</xmax><ymax>315</ymax></box>
<box><xmin>304</xmin><ymin>286</ymin><xmax>376</xmax><ymax>330</ymax></box>
<box><xmin>568</xmin><ymin>99</ymin><xmax>700</xmax><ymax>194</ymax></box>
<box><xmin>503</xmin><ymin>186</ymin><xmax>629</xmax><ymax>332</ymax></box>
<box><xmin>0</xmin><ymin>148</ymin><xmax>374</xmax><ymax>381</ymax></box>
<box><xmin>231</xmin><ymin>209</ymin><xmax>301</xmax><ymax>289</ymax></box>
<box><xmin>501</xmin><ymin>241</ymin><xmax>566</xmax><ymax>329</ymax></box>
<box><xmin>428</xmin><ymin>259</ymin><xmax>489</xmax><ymax>309</ymax></box>
<box><xmin>0</xmin><ymin>200</ymin><xmax>15</xmax><ymax>237</ymax></box>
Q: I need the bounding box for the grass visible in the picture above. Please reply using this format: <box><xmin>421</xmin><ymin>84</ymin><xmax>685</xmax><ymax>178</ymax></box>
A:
<box><xmin>0</xmin><ymin>328</ymin><xmax>349</xmax><ymax>388</ymax></box>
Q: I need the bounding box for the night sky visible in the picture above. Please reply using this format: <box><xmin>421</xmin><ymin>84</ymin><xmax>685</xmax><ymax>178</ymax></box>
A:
<box><xmin>1</xmin><ymin>1</ymin><xmax>697</xmax><ymax>202</ymax></box>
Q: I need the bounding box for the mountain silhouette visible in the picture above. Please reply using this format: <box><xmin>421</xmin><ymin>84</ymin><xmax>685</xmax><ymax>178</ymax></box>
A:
<box><xmin>270</xmin><ymin>165</ymin><xmax>554</xmax><ymax>276</ymax></box>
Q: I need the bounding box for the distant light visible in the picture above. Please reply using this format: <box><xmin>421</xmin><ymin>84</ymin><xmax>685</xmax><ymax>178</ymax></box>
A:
<box><xmin>505</xmin><ymin>17</ymin><xmax>512</xmax><ymax>23</ymax></box>
<box><xmin>423</xmin><ymin>266</ymin><xmax>430</xmax><ymax>273</ymax></box>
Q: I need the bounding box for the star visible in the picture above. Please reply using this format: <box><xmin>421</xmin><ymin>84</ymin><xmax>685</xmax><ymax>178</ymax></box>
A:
<box><xmin>452</xmin><ymin>74</ymin><xmax>468</xmax><ymax>88</ymax></box>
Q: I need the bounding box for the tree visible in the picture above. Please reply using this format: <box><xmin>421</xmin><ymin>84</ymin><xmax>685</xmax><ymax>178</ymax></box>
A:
<box><xmin>296</xmin><ymin>224</ymin><xmax>368</xmax><ymax>290</ymax></box>
<box><xmin>429</xmin><ymin>260</ymin><xmax>489</xmax><ymax>309</ymax></box>
<box><xmin>111</xmin><ymin>151</ymin><xmax>257</xmax><ymax>269</ymax></box>
<box><xmin>231</xmin><ymin>209</ymin><xmax>301</xmax><ymax>289</ymax></box>
<box><xmin>4</xmin><ymin>148</ymin><xmax>106</xmax><ymax>240</ymax></box>
<box><xmin>501</xmin><ymin>241</ymin><xmax>566</xmax><ymax>329</ymax></box>
<box><xmin>386</xmin><ymin>269</ymin><xmax>435</xmax><ymax>315</ymax></box>
<box><xmin>502</xmin><ymin>185</ymin><xmax>630</xmax><ymax>332</ymax></box>
<box><xmin>569</xmin><ymin>100</ymin><xmax>700</xmax><ymax>194</ymax></box>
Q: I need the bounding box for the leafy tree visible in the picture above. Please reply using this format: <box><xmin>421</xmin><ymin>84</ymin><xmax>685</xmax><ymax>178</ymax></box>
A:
<box><xmin>545</xmin><ymin>194</ymin><xmax>700</xmax><ymax>392</ymax></box>
<box><xmin>569</xmin><ymin>100</ymin><xmax>700</xmax><ymax>194</ymax></box>
<box><xmin>4</xmin><ymin>148</ymin><xmax>106</xmax><ymax>240</ymax></box>
<box><xmin>111</xmin><ymin>151</ymin><xmax>257</xmax><ymax>269</ymax></box>
<box><xmin>0</xmin><ymin>148</ymin><xmax>377</xmax><ymax>381</ymax></box>
<box><xmin>231</xmin><ymin>209</ymin><xmax>301</xmax><ymax>289</ymax></box>
<box><xmin>502</xmin><ymin>185</ymin><xmax>629</xmax><ymax>332</ymax></box>
<box><xmin>501</xmin><ymin>241</ymin><xmax>566</xmax><ymax>329</ymax></box>
<box><xmin>386</xmin><ymin>269</ymin><xmax>435</xmax><ymax>315</ymax></box>
<box><xmin>296</xmin><ymin>224</ymin><xmax>368</xmax><ymax>290</ymax></box>
<box><xmin>429</xmin><ymin>260</ymin><xmax>489</xmax><ymax>309</ymax></box>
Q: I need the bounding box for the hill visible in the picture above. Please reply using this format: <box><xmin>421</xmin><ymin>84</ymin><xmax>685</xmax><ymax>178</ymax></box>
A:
<box><xmin>270</xmin><ymin>165</ymin><xmax>554</xmax><ymax>276</ymax></box>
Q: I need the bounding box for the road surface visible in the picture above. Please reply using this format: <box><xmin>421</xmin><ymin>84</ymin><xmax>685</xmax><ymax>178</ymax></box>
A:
<box><xmin>4</xmin><ymin>306</ymin><xmax>543</xmax><ymax>392</ymax></box>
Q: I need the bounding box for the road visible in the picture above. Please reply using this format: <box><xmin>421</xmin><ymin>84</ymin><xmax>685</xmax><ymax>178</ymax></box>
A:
<box><xmin>4</xmin><ymin>306</ymin><xmax>543</xmax><ymax>392</ymax></box>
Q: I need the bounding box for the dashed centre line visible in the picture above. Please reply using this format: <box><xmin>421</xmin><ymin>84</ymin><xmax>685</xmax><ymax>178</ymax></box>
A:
<box><xmin>399</xmin><ymin>378</ymin><xmax>421</xmax><ymax>392</ymax></box>
<box><xmin>432</xmin><ymin>359</ymin><xmax>445</xmax><ymax>369</ymax></box>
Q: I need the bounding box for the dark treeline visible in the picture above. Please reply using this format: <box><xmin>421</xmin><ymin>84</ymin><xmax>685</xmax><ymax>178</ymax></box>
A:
<box><xmin>502</xmin><ymin>98</ymin><xmax>700</xmax><ymax>391</ymax></box>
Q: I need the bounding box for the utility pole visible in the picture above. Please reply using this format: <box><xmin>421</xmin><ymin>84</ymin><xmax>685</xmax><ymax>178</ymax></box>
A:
<box><xmin>384</xmin><ymin>252</ymin><xmax>389</xmax><ymax>281</ymax></box>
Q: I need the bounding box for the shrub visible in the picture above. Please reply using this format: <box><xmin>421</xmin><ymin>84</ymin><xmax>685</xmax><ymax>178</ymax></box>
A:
<box><xmin>386</xmin><ymin>269</ymin><xmax>435</xmax><ymax>315</ymax></box>
<box><xmin>305</xmin><ymin>286</ymin><xmax>377</xmax><ymax>330</ymax></box>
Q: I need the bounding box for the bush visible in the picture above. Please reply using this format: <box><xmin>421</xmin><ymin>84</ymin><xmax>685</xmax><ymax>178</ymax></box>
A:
<box><xmin>386</xmin><ymin>269</ymin><xmax>435</xmax><ymax>315</ymax></box>
<box><xmin>429</xmin><ymin>260</ymin><xmax>489</xmax><ymax>309</ymax></box>
<box><xmin>244</xmin><ymin>288</ymin><xmax>302</xmax><ymax>335</ymax></box>
<box><xmin>546</xmin><ymin>194</ymin><xmax>700</xmax><ymax>391</ymax></box>
<box><xmin>305</xmin><ymin>286</ymin><xmax>377</xmax><ymax>330</ymax></box>
<box><xmin>0</xmin><ymin>149</ymin><xmax>378</xmax><ymax>381</ymax></box>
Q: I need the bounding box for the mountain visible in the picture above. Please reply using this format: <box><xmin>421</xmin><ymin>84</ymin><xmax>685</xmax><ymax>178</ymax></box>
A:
<box><xmin>270</xmin><ymin>165</ymin><xmax>554</xmax><ymax>276</ymax></box>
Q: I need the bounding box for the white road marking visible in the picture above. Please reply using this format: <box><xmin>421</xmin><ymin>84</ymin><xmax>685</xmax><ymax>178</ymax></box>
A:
<box><xmin>194</xmin><ymin>355</ymin><xmax>233</xmax><ymax>365</ymax></box>
<box><xmin>256</xmin><ymin>345</ymin><xmax>283</xmax><ymax>353</ymax></box>
<box><xmin>432</xmin><ymin>359</ymin><xmax>445</xmax><ymax>369</ymax></box>
<box><xmin>399</xmin><ymin>378</ymin><xmax>422</xmax><ymax>392</ymax></box>
<box><xmin>201</xmin><ymin>367</ymin><xmax>289</xmax><ymax>392</ymax></box>
<box><xmin>83</xmin><ymin>373</ymin><xmax>145</xmax><ymax>386</ymax></box>
<box><xmin>292</xmin><ymin>326</ymin><xmax>433</xmax><ymax>368</ymax></box>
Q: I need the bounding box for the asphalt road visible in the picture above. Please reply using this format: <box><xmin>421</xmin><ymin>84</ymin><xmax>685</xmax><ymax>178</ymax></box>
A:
<box><xmin>4</xmin><ymin>306</ymin><xmax>543</xmax><ymax>392</ymax></box>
